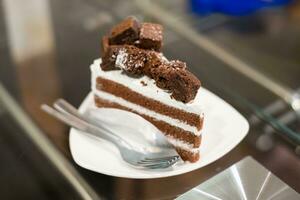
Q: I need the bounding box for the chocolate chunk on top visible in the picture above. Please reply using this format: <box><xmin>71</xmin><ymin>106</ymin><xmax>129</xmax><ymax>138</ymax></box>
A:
<box><xmin>137</xmin><ymin>23</ymin><xmax>163</xmax><ymax>51</ymax></box>
<box><xmin>169</xmin><ymin>69</ymin><xmax>201</xmax><ymax>103</ymax></box>
<box><xmin>101</xmin><ymin>45</ymin><xmax>148</xmax><ymax>74</ymax></box>
<box><xmin>109</xmin><ymin>17</ymin><xmax>140</xmax><ymax>45</ymax></box>
<box><xmin>100</xmin><ymin>45</ymin><xmax>122</xmax><ymax>71</ymax></box>
<box><xmin>151</xmin><ymin>62</ymin><xmax>200</xmax><ymax>103</ymax></box>
<box><xmin>115</xmin><ymin>45</ymin><xmax>147</xmax><ymax>76</ymax></box>
<box><xmin>144</xmin><ymin>51</ymin><xmax>168</xmax><ymax>77</ymax></box>
<box><xmin>168</xmin><ymin>60</ymin><xmax>187</xmax><ymax>70</ymax></box>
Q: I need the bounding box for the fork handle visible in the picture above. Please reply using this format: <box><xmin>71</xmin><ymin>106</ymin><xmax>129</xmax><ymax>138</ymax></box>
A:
<box><xmin>41</xmin><ymin>104</ymin><xmax>132</xmax><ymax>150</ymax></box>
<box><xmin>54</xmin><ymin>99</ymin><xmax>136</xmax><ymax>149</ymax></box>
<box><xmin>54</xmin><ymin>99</ymin><xmax>117</xmax><ymax>137</ymax></box>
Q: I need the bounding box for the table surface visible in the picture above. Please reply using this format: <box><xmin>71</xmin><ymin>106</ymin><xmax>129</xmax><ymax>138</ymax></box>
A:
<box><xmin>0</xmin><ymin>0</ymin><xmax>300</xmax><ymax>199</ymax></box>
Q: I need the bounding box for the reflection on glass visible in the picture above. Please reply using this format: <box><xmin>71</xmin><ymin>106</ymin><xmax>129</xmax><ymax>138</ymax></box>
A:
<box><xmin>177</xmin><ymin>157</ymin><xmax>300</xmax><ymax>200</ymax></box>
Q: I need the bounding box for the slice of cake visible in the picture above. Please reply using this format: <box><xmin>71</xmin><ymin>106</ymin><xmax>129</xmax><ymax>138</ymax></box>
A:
<box><xmin>91</xmin><ymin>17</ymin><xmax>204</xmax><ymax>162</ymax></box>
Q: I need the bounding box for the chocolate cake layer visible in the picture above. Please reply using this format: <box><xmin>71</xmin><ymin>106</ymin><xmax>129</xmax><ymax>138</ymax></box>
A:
<box><xmin>96</xmin><ymin>77</ymin><xmax>203</xmax><ymax>130</ymax></box>
<box><xmin>94</xmin><ymin>95</ymin><xmax>202</xmax><ymax>148</ymax></box>
<box><xmin>175</xmin><ymin>148</ymin><xmax>200</xmax><ymax>163</ymax></box>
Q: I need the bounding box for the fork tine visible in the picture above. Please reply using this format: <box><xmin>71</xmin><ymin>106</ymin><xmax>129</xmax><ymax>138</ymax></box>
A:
<box><xmin>137</xmin><ymin>156</ymin><xmax>179</xmax><ymax>164</ymax></box>
<box><xmin>137</xmin><ymin>159</ymin><xmax>171</xmax><ymax>165</ymax></box>
<box><xmin>144</xmin><ymin>156</ymin><xmax>180</xmax><ymax>162</ymax></box>
<box><xmin>139</xmin><ymin>158</ymin><xmax>178</xmax><ymax>169</ymax></box>
<box><xmin>146</xmin><ymin>164</ymin><xmax>172</xmax><ymax>169</ymax></box>
<box><xmin>137</xmin><ymin>158</ymin><xmax>177</xmax><ymax>166</ymax></box>
<box><xmin>139</xmin><ymin>162</ymin><xmax>172</xmax><ymax>169</ymax></box>
<box><xmin>137</xmin><ymin>157</ymin><xmax>179</xmax><ymax>166</ymax></box>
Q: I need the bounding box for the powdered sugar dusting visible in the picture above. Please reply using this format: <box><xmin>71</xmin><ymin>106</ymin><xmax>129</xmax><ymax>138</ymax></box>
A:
<box><xmin>115</xmin><ymin>49</ymin><xmax>128</xmax><ymax>70</ymax></box>
<box><xmin>115</xmin><ymin>47</ymin><xmax>146</xmax><ymax>74</ymax></box>
<box><xmin>140</xmin><ymin>23</ymin><xmax>163</xmax><ymax>41</ymax></box>
<box><xmin>157</xmin><ymin>53</ymin><xmax>168</xmax><ymax>63</ymax></box>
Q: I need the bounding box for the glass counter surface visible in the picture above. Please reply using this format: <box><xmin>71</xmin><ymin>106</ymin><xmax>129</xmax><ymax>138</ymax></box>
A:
<box><xmin>0</xmin><ymin>0</ymin><xmax>299</xmax><ymax>199</ymax></box>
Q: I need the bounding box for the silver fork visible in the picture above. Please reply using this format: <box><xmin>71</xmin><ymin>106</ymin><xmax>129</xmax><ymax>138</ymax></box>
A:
<box><xmin>53</xmin><ymin>99</ymin><xmax>172</xmax><ymax>148</ymax></box>
<box><xmin>41</xmin><ymin>103</ymin><xmax>179</xmax><ymax>170</ymax></box>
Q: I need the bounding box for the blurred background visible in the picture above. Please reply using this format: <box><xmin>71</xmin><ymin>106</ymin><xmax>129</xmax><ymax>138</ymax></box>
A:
<box><xmin>0</xmin><ymin>0</ymin><xmax>300</xmax><ymax>199</ymax></box>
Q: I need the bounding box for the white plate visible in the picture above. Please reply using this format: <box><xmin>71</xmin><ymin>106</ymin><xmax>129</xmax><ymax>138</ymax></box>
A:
<box><xmin>69</xmin><ymin>88</ymin><xmax>249</xmax><ymax>179</ymax></box>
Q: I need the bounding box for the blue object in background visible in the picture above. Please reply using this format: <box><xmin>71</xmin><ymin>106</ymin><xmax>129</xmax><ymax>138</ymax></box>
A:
<box><xmin>189</xmin><ymin>0</ymin><xmax>292</xmax><ymax>15</ymax></box>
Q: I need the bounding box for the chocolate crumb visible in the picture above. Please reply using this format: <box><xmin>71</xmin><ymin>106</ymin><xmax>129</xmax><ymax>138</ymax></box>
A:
<box><xmin>140</xmin><ymin>81</ymin><xmax>147</xmax><ymax>86</ymax></box>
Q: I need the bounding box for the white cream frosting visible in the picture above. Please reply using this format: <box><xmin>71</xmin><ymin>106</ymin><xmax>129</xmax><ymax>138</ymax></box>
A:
<box><xmin>166</xmin><ymin>136</ymin><xmax>199</xmax><ymax>154</ymax></box>
<box><xmin>91</xmin><ymin>59</ymin><xmax>204</xmax><ymax>116</ymax></box>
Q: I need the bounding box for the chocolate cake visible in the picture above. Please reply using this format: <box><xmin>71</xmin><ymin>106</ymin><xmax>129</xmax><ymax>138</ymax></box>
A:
<box><xmin>91</xmin><ymin>17</ymin><xmax>204</xmax><ymax>162</ymax></box>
